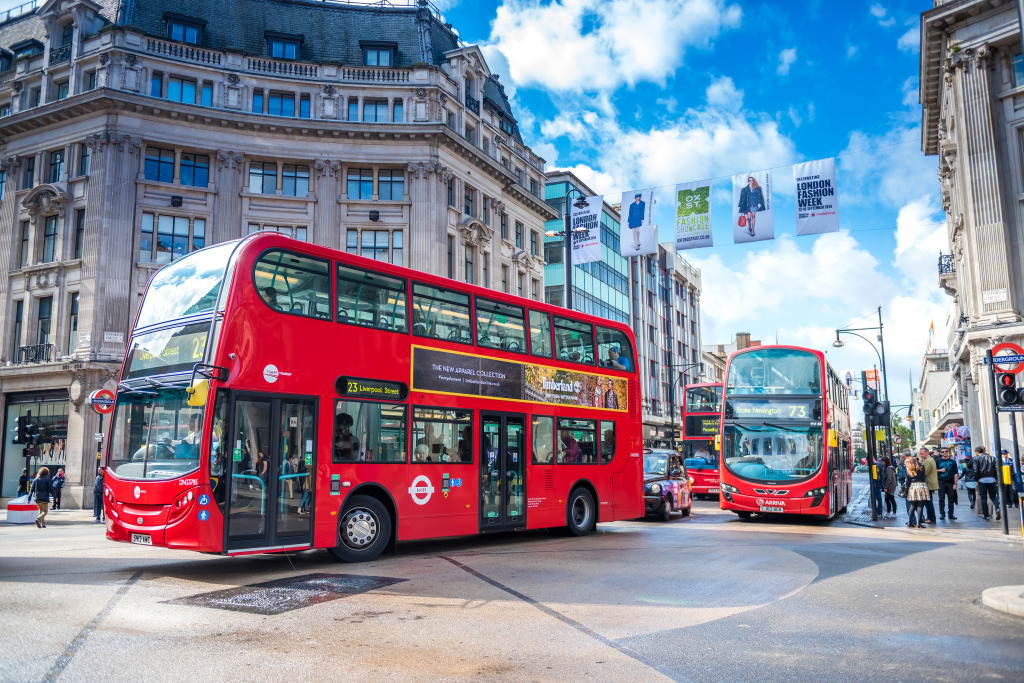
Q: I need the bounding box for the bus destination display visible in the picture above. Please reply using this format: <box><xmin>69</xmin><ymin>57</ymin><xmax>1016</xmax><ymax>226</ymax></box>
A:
<box><xmin>125</xmin><ymin>323</ymin><xmax>209</xmax><ymax>379</ymax></box>
<box><xmin>684</xmin><ymin>415</ymin><xmax>721</xmax><ymax>436</ymax></box>
<box><xmin>336</xmin><ymin>376</ymin><xmax>408</xmax><ymax>401</ymax></box>
<box><xmin>726</xmin><ymin>398</ymin><xmax>816</xmax><ymax>420</ymax></box>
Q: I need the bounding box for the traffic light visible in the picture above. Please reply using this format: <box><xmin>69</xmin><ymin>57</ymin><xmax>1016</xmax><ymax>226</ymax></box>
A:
<box><xmin>997</xmin><ymin>372</ymin><xmax>1020</xmax><ymax>406</ymax></box>
<box><xmin>13</xmin><ymin>415</ymin><xmax>26</xmax><ymax>444</ymax></box>
<box><xmin>862</xmin><ymin>387</ymin><xmax>878</xmax><ymax>422</ymax></box>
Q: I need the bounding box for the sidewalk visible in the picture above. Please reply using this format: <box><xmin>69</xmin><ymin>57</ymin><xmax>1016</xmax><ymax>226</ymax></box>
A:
<box><xmin>1</xmin><ymin>506</ymin><xmax>100</xmax><ymax>526</ymax></box>
<box><xmin>841</xmin><ymin>482</ymin><xmax>1023</xmax><ymax>544</ymax></box>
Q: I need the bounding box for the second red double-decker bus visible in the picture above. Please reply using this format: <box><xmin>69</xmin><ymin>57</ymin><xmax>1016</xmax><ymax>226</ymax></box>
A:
<box><xmin>680</xmin><ymin>383</ymin><xmax>722</xmax><ymax>497</ymax></box>
<box><xmin>719</xmin><ymin>346</ymin><xmax>852</xmax><ymax>519</ymax></box>
<box><xmin>102</xmin><ymin>233</ymin><xmax>643</xmax><ymax>561</ymax></box>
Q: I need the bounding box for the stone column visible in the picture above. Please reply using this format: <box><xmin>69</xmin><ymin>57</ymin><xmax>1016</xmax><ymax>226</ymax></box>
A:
<box><xmin>213</xmin><ymin>150</ymin><xmax>245</xmax><ymax>242</ymax></box>
<box><xmin>405</xmin><ymin>162</ymin><xmax>449</xmax><ymax>278</ymax></box>
<box><xmin>313</xmin><ymin>159</ymin><xmax>340</xmax><ymax>247</ymax></box>
<box><xmin>0</xmin><ymin>154</ymin><xmax>23</xmax><ymax>362</ymax></box>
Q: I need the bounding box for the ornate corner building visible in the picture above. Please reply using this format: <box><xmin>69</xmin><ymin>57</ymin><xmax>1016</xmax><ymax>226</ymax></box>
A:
<box><xmin>920</xmin><ymin>0</ymin><xmax>1024</xmax><ymax>451</ymax></box>
<box><xmin>0</xmin><ymin>0</ymin><xmax>555</xmax><ymax>506</ymax></box>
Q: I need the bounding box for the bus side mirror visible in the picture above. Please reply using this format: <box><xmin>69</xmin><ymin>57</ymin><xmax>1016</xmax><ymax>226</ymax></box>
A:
<box><xmin>714</xmin><ymin>434</ymin><xmax>721</xmax><ymax>451</ymax></box>
<box><xmin>186</xmin><ymin>379</ymin><xmax>209</xmax><ymax>407</ymax></box>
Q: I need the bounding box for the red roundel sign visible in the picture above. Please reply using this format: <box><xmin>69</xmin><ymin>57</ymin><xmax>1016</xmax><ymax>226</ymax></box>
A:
<box><xmin>87</xmin><ymin>389</ymin><xmax>116</xmax><ymax>414</ymax></box>
<box><xmin>992</xmin><ymin>342</ymin><xmax>1024</xmax><ymax>375</ymax></box>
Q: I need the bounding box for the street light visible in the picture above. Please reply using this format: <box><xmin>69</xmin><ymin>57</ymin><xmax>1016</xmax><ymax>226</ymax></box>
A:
<box><xmin>665</xmin><ymin>362</ymin><xmax>706</xmax><ymax>451</ymax></box>
<box><xmin>544</xmin><ymin>188</ymin><xmax>591</xmax><ymax>311</ymax></box>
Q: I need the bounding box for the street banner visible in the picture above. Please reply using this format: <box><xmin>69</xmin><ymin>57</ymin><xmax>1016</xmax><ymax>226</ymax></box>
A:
<box><xmin>674</xmin><ymin>180</ymin><xmax>713</xmax><ymax>251</ymax></box>
<box><xmin>732</xmin><ymin>170</ymin><xmax>773</xmax><ymax>243</ymax></box>
<box><xmin>864</xmin><ymin>369</ymin><xmax>879</xmax><ymax>390</ymax></box>
<box><xmin>619</xmin><ymin>188</ymin><xmax>657</xmax><ymax>256</ymax></box>
<box><xmin>793</xmin><ymin>157</ymin><xmax>839</xmax><ymax>235</ymax></box>
<box><xmin>570</xmin><ymin>194</ymin><xmax>603</xmax><ymax>265</ymax></box>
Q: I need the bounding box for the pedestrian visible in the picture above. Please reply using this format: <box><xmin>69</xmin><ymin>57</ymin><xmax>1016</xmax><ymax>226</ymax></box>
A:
<box><xmin>51</xmin><ymin>467</ymin><xmax>66</xmax><ymax>510</ymax></box>
<box><xmin>961</xmin><ymin>454</ymin><xmax>977</xmax><ymax>510</ymax></box>
<box><xmin>1001</xmin><ymin>451</ymin><xmax>1019</xmax><ymax>509</ymax></box>
<box><xmin>871</xmin><ymin>457</ymin><xmax>884</xmax><ymax>516</ymax></box>
<box><xmin>882</xmin><ymin>456</ymin><xmax>898</xmax><ymax>517</ymax></box>
<box><xmin>897</xmin><ymin>449</ymin><xmax>912</xmax><ymax>517</ymax></box>
<box><xmin>93</xmin><ymin>466</ymin><xmax>106</xmax><ymax>523</ymax></box>
<box><xmin>18</xmin><ymin>468</ymin><xmax>30</xmax><ymax>497</ymax></box>
<box><xmin>972</xmin><ymin>446</ymin><xmax>1000</xmax><ymax>521</ymax></box>
<box><xmin>936</xmin><ymin>447</ymin><xmax>958</xmax><ymax>520</ymax></box>
<box><xmin>30</xmin><ymin>467</ymin><xmax>54</xmax><ymax>528</ymax></box>
<box><xmin>918</xmin><ymin>447</ymin><xmax>938</xmax><ymax>524</ymax></box>
<box><xmin>904</xmin><ymin>455</ymin><xmax>930</xmax><ymax>528</ymax></box>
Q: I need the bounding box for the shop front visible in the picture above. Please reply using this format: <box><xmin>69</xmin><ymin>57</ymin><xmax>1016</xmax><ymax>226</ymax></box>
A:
<box><xmin>1</xmin><ymin>391</ymin><xmax>69</xmax><ymax>497</ymax></box>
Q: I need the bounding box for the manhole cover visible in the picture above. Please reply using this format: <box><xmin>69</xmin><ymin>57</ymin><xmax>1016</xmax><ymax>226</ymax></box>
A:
<box><xmin>165</xmin><ymin>573</ymin><xmax>406</xmax><ymax>615</ymax></box>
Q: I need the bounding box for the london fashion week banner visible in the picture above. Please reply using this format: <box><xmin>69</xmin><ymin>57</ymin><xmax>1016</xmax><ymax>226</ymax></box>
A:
<box><xmin>793</xmin><ymin>157</ymin><xmax>839</xmax><ymax>236</ymax></box>
<box><xmin>619</xmin><ymin>188</ymin><xmax>657</xmax><ymax>256</ymax></box>
<box><xmin>570</xmin><ymin>195</ymin><xmax>604</xmax><ymax>265</ymax></box>
<box><xmin>674</xmin><ymin>180</ymin><xmax>713</xmax><ymax>250</ymax></box>
<box><xmin>732</xmin><ymin>170</ymin><xmax>774</xmax><ymax>244</ymax></box>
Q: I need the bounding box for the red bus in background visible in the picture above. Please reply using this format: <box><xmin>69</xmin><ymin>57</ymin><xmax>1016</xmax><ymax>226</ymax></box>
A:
<box><xmin>719</xmin><ymin>346</ymin><xmax>852</xmax><ymax>520</ymax></box>
<box><xmin>680</xmin><ymin>383</ymin><xmax>722</xmax><ymax>498</ymax></box>
<box><xmin>102</xmin><ymin>233</ymin><xmax>643</xmax><ymax>562</ymax></box>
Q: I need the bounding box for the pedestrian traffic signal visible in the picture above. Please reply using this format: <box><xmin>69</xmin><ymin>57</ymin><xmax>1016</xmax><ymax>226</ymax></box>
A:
<box><xmin>862</xmin><ymin>387</ymin><xmax>878</xmax><ymax>418</ymax></box>
<box><xmin>14</xmin><ymin>415</ymin><xmax>26</xmax><ymax>444</ymax></box>
<box><xmin>997</xmin><ymin>372</ymin><xmax>1020</xmax><ymax>406</ymax></box>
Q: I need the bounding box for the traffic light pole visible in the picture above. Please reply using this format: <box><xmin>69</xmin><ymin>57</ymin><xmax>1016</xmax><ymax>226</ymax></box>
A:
<box><xmin>862</xmin><ymin>370</ymin><xmax>879</xmax><ymax>522</ymax></box>
<box><xmin>985</xmin><ymin>349</ymin><xmax>1009</xmax><ymax>535</ymax></box>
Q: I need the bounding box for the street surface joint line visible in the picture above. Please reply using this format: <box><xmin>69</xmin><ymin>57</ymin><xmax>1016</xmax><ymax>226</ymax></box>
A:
<box><xmin>42</xmin><ymin>569</ymin><xmax>144</xmax><ymax>683</ymax></box>
<box><xmin>441</xmin><ymin>555</ymin><xmax>691</xmax><ymax>682</ymax></box>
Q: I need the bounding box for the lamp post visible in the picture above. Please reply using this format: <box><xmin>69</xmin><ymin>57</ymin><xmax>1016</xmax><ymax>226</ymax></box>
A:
<box><xmin>833</xmin><ymin>322</ymin><xmax>892</xmax><ymax>459</ymax></box>
<box><xmin>665</xmin><ymin>362</ymin><xmax>706</xmax><ymax>451</ymax></box>
<box><xmin>544</xmin><ymin>188</ymin><xmax>591</xmax><ymax>311</ymax></box>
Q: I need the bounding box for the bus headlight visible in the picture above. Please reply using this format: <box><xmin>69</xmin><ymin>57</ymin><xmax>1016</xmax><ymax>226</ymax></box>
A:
<box><xmin>720</xmin><ymin>483</ymin><xmax>739</xmax><ymax>494</ymax></box>
<box><xmin>803</xmin><ymin>487</ymin><xmax>827</xmax><ymax>498</ymax></box>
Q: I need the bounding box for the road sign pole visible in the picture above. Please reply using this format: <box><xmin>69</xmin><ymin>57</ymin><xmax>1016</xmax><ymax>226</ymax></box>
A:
<box><xmin>986</xmin><ymin>349</ymin><xmax>1009</xmax><ymax>535</ymax></box>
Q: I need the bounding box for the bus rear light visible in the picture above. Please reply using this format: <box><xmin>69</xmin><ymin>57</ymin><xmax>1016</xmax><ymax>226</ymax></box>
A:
<box><xmin>168</xmin><ymin>491</ymin><xmax>195</xmax><ymax>523</ymax></box>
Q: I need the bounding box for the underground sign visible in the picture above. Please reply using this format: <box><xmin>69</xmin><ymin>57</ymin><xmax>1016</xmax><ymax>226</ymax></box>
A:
<box><xmin>87</xmin><ymin>389</ymin><xmax>115</xmax><ymax>414</ymax></box>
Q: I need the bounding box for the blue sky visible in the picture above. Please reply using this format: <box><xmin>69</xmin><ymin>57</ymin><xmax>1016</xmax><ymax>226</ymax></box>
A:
<box><xmin>442</xmin><ymin>0</ymin><xmax>944</xmax><ymax>415</ymax></box>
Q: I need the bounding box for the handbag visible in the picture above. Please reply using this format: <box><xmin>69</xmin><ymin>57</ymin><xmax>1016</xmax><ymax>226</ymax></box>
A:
<box><xmin>738</xmin><ymin>215</ymin><xmax>747</xmax><ymax>228</ymax></box>
<box><xmin>897</xmin><ymin>481</ymin><xmax>908</xmax><ymax>498</ymax></box>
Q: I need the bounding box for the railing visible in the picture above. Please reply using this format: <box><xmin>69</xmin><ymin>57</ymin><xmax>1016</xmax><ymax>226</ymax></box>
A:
<box><xmin>0</xmin><ymin>0</ymin><xmax>37</xmax><ymax>26</ymax></box>
<box><xmin>465</xmin><ymin>94</ymin><xmax>479</xmax><ymax>114</ymax></box>
<box><xmin>146</xmin><ymin>38</ymin><xmax>222</xmax><ymax>66</ymax></box>
<box><xmin>248</xmin><ymin>58</ymin><xmax>318</xmax><ymax>78</ymax></box>
<box><xmin>938</xmin><ymin>252</ymin><xmax>954</xmax><ymax>275</ymax></box>
<box><xmin>17</xmin><ymin>343</ymin><xmax>55</xmax><ymax>364</ymax></box>
<box><xmin>49</xmin><ymin>44</ymin><xmax>71</xmax><ymax>65</ymax></box>
<box><xmin>0</xmin><ymin>69</ymin><xmax>14</xmax><ymax>86</ymax></box>
<box><xmin>340</xmin><ymin>67</ymin><xmax>408</xmax><ymax>82</ymax></box>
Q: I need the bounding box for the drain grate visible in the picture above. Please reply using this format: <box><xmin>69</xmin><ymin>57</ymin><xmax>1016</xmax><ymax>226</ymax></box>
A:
<box><xmin>165</xmin><ymin>573</ymin><xmax>406</xmax><ymax>615</ymax></box>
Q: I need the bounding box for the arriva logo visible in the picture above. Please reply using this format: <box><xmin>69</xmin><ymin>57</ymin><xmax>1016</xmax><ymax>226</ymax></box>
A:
<box><xmin>408</xmin><ymin>475</ymin><xmax>434</xmax><ymax>505</ymax></box>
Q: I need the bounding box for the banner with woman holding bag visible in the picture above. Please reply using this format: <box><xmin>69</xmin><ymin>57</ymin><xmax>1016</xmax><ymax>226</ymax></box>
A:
<box><xmin>733</xmin><ymin>170</ymin><xmax>774</xmax><ymax>243</ymax></box>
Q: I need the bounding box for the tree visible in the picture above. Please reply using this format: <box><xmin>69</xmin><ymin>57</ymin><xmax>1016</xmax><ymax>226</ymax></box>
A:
<box><xmin>892</xmin><ymin>420</ymin><xmax>916</xmax><ymax>451</ymax></box>
<box><xmin>854</xmin><ymin>447</ymin><xmax>867</xmax><ymax>463</ymax></box>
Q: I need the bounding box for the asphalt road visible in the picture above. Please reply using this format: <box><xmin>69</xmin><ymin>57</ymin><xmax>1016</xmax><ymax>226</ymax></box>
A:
<box><xmin>2</xmin><ymin>474</ymin><xmax>1022</xmax><ymax>682</ymax></box>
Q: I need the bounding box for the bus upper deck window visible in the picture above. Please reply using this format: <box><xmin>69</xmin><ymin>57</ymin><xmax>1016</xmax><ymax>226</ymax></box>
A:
<box><xmin>476</xmin><ymin>297</ymin><xmax>526</xmax><ymax>353</ymax></box>
<box><xmin>411</xmin><ymin>283</ymin><xmax>472</xmax><ymax>344</ymax></box>
<box><xmin>336</xmin><ymin>263</ymin><xmax>408</xmax><ymax>333</ymax></box>
<box><xmin>254</xmin><ymin>250</ymin><xmax>332</xmax><ymax>320</ymax></box>
<box><xmin>528</xmin><ymin>310</ymin><xmax>552</xmax><ymax>358</ymax></box>
<box><xmin>553</xmin><ymin>316</ymin><xmax>594</xmax><ymax>365</ymax></box>
<box><xmin>596</xmin><ymin>326</ymin><xmax>633</xmax><ymax>372</ymax></box>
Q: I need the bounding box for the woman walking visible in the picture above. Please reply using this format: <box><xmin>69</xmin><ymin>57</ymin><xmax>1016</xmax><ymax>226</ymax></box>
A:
<box><xmin>882</xmin><ymin>456</ymin><xmax>898</xmax><ymax>517</ymax></box>
<box><xmin>905</xmin><ymin>455</ymin><xmax>930</xmax><ymax>528</ymax></box>
<box><xmin>738</xmin><ymin>176</ymin><xmax>766</xmax><ymax>236</ymax></box>
<box><xmin>30</xmin><ymin>467</ymin><xmax>54</xmax><ymax>528</ymax></box>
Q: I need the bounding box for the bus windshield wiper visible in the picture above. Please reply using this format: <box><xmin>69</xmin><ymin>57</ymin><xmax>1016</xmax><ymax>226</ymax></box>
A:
<box><xmin>762</xmin><ymin>421</ymin><xmax>803</xmax><ymax>433</ymax></box>
<box><xmin>117</xmin><ymin>382</ymin><xmax>156</xmax><ymax>396</ymax></box>
<box><xmin>144</xmin><ymin>377</ymin><xmax>169</xmax><ymax>388</ymax></box>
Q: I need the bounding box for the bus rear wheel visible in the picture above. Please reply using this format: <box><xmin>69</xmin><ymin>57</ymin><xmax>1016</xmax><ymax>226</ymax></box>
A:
<box><xmin>566</xmin><ymin>488</ymin><xmax>596</xmax><ymax>536</ymax></box>
<box><xmin>329</xmin><ymin>495</ymin><xmax>391</xmax><ymax>563</ymax></box>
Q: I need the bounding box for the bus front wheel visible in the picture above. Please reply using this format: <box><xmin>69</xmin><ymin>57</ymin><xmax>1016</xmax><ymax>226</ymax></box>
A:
<box><xmin>736</xmin><ymin>511</ymin><xmax>752</xmax><ymax>519</ymax></box>
<box><xmin>566</xmin><ymin>488</ymin><xmax>596</xmax><ymax>536</ymax></box>
<box><xmin>329</xmin><ymin>495</ymin><xmax>392</xmax><ymax>563</ymax></box>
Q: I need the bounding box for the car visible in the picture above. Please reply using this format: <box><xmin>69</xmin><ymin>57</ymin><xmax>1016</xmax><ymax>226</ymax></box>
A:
<box><xmin>854</xmin><ymin>464</ymin><xmax>868</xmax><ymax>473</ymax></box>
<box><xmin>643</xmin><ymin>449</ymin><xmax>693</xmax><ymax>521</ymax></box>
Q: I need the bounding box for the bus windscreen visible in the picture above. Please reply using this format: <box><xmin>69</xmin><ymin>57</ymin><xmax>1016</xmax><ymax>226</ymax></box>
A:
<box><xmin>125</xmin><ymin>324</ymin><xmax>209</xmax><ymax>378</ymax></box>
<box><xmin>135</xmin><ymin>242</ymin><xmax>235</xmax><ymax>328</ymax></box>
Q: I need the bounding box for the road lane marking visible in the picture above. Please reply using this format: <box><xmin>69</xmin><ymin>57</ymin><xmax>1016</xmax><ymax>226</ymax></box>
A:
<box><xmin>44</xmin><ymin>569</ymin><xmax>143</xmax><ymax>682</ymax></box>
<box><xmin>442</xmin><ymin>556</ymin><xmax>692</xmax><ymax>682</ymax></box>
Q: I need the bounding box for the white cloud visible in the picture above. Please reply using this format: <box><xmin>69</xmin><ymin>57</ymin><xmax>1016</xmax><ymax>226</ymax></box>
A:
<box><xmin>901</xmin><ymin>77</ymin><xmax>918</xmax><ymax>108</ymax></box>
<box><xmin>547</xmin><ymin>163</ymin><xmax>618</xmax><ymax>196</ymax></box>
<box><xmin>898</xmin><ymin>22</ymin><xmax>919</xmax><ymax>53</ymax></box>
<box><xmin>839</xmin><ymin>125</ymin><xmax>936</xmax><ymax>209</ymax></box>
<box><xmin>706</xmin><ymin>76</ymin><xmax>743</xmax><ymax>111</ymax></box>
<box><xmin>846</xmin><ymin>44</ymin><xmax>858</xmax><ymax>59</ymax></box>
<box><xmin>777</xmin><ymin>47</ymin><xmax>797</xmax><ymax>76</ymax></box>
<box><xmin>870</xmin><ymin>3</ymin><xmax>896</xmax><ymax>27</ymax></box>
<box><xmin>485</xmin><ymin>0</ymin><xmax>742</xmax><ymax>93</ymax></box>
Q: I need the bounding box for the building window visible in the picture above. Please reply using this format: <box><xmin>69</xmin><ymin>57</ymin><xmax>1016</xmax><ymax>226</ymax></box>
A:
<box><xmin>201</xmin><ymin>82</ymin><xmax>212</xmax><ymax>107</ymax></box>
<box><xmin>166</xmin><ymin>15</ymin><xmax>203</xmax><ymax>44</ymax></box>
<box><xmin>12</xmin><ymin>300</ymin><xmax>23</xmax><ymax>359</ymax></box>
<box><xmin>140</xmin><ymin>212</ymin><xmax>206</xmax><ymax>263</ymax></box>
<box><xmin>179</xmin><ymin>153</ymin><xmax>210</xmax><ymax>188</ymax></box>
<box><xmin>465</xmin><ymin>245</ymin><xmax>474</xmax><ymax>285</ymax></box>
<box><xmin>500</xmin><ymin>119</ymin><xmax>513</xmax><ymax>135</ymax></box>
<box><xmin>249</xmin><ymin>162</ymin><xmax>277</xmax><ymax>194</ymax></box>
<box><xmin>29</xmin><ymin>87</ymin><xmax>40</xmax><ymax>108</ymax></box>
<box><xmin>19</xmin><ymin>220</ymin><xmax>29</xmax><ymax>267</ymax></box>
<box><xmin>464</xmin><ymin>187</ymin><xmax>474</xmax><ymax>216</ymax></box>
<box><xmin>67</xmin><ymin>292</ymin><xmax>79</xmax><ymax>352</ymax></box>
<box><xmin>268</xmin><ymin>92</ymin><xmax>295</xmax><ymax>117</ymax></box>
<box><xmin>347</xmin><ymin>168</ymin><xmax>373</xmax><ymax>199</ymax></box>
<box><xmin>500</xmin><ymin>212</ymin><xmax>508</xmax><ymax>240</ymax></box>
<box><xmin>482</xmin><ymin>197</ymin><xmax>490</xmax><ymax>225</ymax></box>
<box><xmin>79</xmin><ymin>142</ymin><xmax>89</xmax><ymax>175</ymax></box>
<box><xmin>464</xmin><ymin>124</ymin><xmax>473</xmax><ymax>142</ymax></box>
<box><xmin>393</xmin><ymin>99</ymin><xmax>403</xmax><ymax>122</ymax></box>
<box><xmin>47</xmin><ymin>150</ymin><xmax>63</xmax><ymax>183</ymax></box>
<box><xmin>55</xmin><ymin>81</ymin><xmax>69</xmax><ymax>100</ymax></box>
<box><xmin>0</xmin><ymin>104</ymin><xmax>9</xmax><ymax>117</ymax></box>
<box><xmin>517</xmin><ymin>272</ymin><xmax>523</xmax><ymax>297</ymax></box>
<box><xmin>267</xmin><ymin>35</ymin><xmax>300</xmax><ymax>60</ymax></box>
<box><xmin>378</xmin><ymin>169</ymin><xmax>404</xmax><ymax>200</ymax></box>
<box><xmin>252</xmin><ymin>88</ymin><xmax>266</xmax><ymax>114</ymax></box>
<box><xmin>362</xmin><ymin>99</ymin><xmax>388</xmax><ymax>122</ymax></box>
<box><xmin>36</xmin><ymin>296</ymin><xmax>52</xmax><ymax>346</ymax></box>
<box><xmin>482</xmin><ymin>253</ymin><xmax>488</xmax><ymax>288</ymax></box>
<box><xmin>167</xmin><ymin>76</ymin><xmax>197</xmax><ymax>104</ymax></box>
<box><xmin>502</xmin><ymin>265</ymin><xmax>509</xmax><ymax>293</ymax></box>
<box><xmin>1015</xmin><ymin>52</ymin><xmax>1024</xmax><ymax>89</ymax></box>
<box><xmin>360</xmin><ymin>230</ymin><xmax>390</xmax><ymax>261</ymax></box>
<box><xmin>281</xmin><ymin>164</ymin><xmax>309</xmax><ymax>197</ymax></box>
<box><xmin>530</xmin><ymin>179</ymin><xmax>538</xmax><ymax>196</ymax></box>
<box><xmin>447</xmin><ymin>235</ymin><xmax>454</xmax><ymax>278</ymax></box>
<box><xmin>145</xmin><ymin>147</ymin><xmax>175</xmax><ymax>183</ymax></box>
<box><xmin>530</xmin><ymin>231</ymin><xmax>538</xmax><ymax>255</ymax></box>
<box><xmin>73</xmin><ymin>208</ymin><xmax>84</xmax><ymax>259</ymax></box>
<box><xmin>346</xmin><ymin>229</ymin><xmax>357</xmax><ymax>254</ymax></box>
<box><xmin>348</xmin><ymin>99</ymin><xmax>358</xmax><ymax>121</ymax></box>
<box><xmin>532</xmin><ymin>278</ymin><xmax>539</xmax><ymax>300</ymax></box>
<box><xmin>23</xmin><ymin>157</ymin><xmax>34</xmax><ymax>190</ymax></box>
<box><xmin>60</xmin><ymin>22</ymin><xmax>73</xmax><ymax>47</ymax></box>
<box><xmin>515</xmin><ymin>221</ymin><xmax>523</xmax><ymax>248</ymax></box>
<box><xmin>544</xmin><ymin>241</ymin><xmax>562</xmax><ymax>265</ymax></box>
<box><xmin>150</xmin><ymin>72</ymin><xmax>163</xmax><ymax>98</ymax></box>
<box><xmin>392</xmin><ymin>231</ymin><xmax>403</xmax><ymax>266</ymax></box>
<box><xmin>41</xmin><ymin>214</ymin><xmax>57</xmax><ymax>263</ymax></box>
<box><xmin>299</xmin><ymin>94</ymin><xmax>310</xmax><ymax>118</ymax></box>
<box><xmin>363</xmin><ymin>45</ymin><xmax>394</xmax><ymax>66</ymax></box>
<box><xmin>84</xmin><ymin>70</ymin><xmax>95</xmax><ymax>91</ymax></box>
<box><xmin>247</xmin><ymin>223</ymin><xmax>308</xmax><ymax>241</ymax></box>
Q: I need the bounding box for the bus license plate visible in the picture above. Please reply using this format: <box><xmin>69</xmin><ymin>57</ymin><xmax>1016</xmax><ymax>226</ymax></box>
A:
<box><xmin>131</xmin><ymin>533</ymin><xmax>152</xmax><ymax>546</ymax></box>
<box><xmin>759</xmin><ymin>506</ymin><xmax>784</xmax><ymax>513</ymax></box>
<box><xmin>708</xmin><ymin>488</ymin><xmax>720</xmax><ymax>493</ymax></box>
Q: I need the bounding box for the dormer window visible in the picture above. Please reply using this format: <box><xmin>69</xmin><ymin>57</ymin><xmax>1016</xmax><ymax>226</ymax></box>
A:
<box><xmin>500</xmin><ymin>119</ymin><xmax>514</xmax><ymax>135</ymax></box>
<box><xmin>164</xmin><ymin>13</ymin><xmax>205</xmax><ymax>45</ymax></box>
<box><xmin>60</xmin><ymin>23</ymin><xmax>73</xmax><ymax>47</ymax></box>
<box><xmin>266</xmin><ymin>31</ymin><xmax>303</xmax><ymax>60</ymax></box>
<box><xmin>360</xmin><ymin>41</ymin><xmax>397</xmax><ymax>67</ymax></box>
<box><xmin>11</xmin><ymin>39</ymin><xmax>43</xmax><ymax>60</ymax></box>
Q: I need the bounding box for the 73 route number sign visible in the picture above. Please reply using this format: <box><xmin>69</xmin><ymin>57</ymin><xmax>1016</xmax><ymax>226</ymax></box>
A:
<box><xmin>87</xmin><ymin>389</ymin><xmax>115</xmax><ymax>415</ymax></box>
<box><xmin>992</xmin><ymin>342</ymin><xmax>1024</xmax><ymax>375</ymax></box>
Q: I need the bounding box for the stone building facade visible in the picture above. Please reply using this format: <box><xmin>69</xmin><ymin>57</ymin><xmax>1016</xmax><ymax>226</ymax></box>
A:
<box><xmin>920</xmin><ymin>0</ymin><xmax>1024</xmax><ymax>452</ymax></box>
<box><xmin>0</xmin><ymin>0</ymin><xmax>553</xmax><ymax>505</ymax></box>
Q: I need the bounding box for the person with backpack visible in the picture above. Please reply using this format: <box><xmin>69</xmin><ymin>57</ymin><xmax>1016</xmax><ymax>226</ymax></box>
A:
<box><xmin>973</xmin><ymin>446</ymin><xmax>1000</xmax><ymax>521</ymax></box>
<box><xmin>960</xmin><ymin>454</ymin><xmax>977</xmax><ymax>510</ymax></box>
<box><xmin>51</xmin><ymin>468</ymin><xmax>66</xmax><ymax>510</ymax></box>
<box><xmin>881</xmin><ymin>456</ymin><xmax>898</xmax><ymax>518</ymax></box>
<box><xmin>30</xmin><ymin>467</ymin><xmax>54</xmax><ymax>528</ymax></box>
<box><xmin>93</xmin><ymin>466</ymin><xmax>106</xmax><ymax>524</ymax></box>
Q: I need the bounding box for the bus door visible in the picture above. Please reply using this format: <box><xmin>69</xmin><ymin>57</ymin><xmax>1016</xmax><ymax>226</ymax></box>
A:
<box><xmin>225</xmin><ymin>394</ymin><xmax>316</xmax><ymax>552</ymax></box>
<box><xmin>480</xmin><ymin>413</ymin><xmax>526</xmax><ymax>531</ymax></box>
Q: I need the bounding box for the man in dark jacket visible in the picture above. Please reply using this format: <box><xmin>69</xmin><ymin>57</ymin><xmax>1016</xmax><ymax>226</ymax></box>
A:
<box><xmin>936</xmin><ymin>447</ymin><xmax>958</xmax><ymax>520</ymax></box>
<box><xmin>973</xmin><ymin>446</ymin><xmax>1000</xmax><ymax>521</ymax></box>
<box><xmin>51</xmin><ymin>468</ymin><xmax>65</xmax><ymax>510</ymax></box>
<box><xmin>93</xmin><ymin>466</ymin><xmax>105</xmax><ymax>524</ymax></box>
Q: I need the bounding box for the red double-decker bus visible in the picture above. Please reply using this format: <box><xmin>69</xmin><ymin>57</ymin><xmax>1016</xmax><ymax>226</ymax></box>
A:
<box><xmin>719</xmin><ymin>346</ymin><xmax>852</xmax><ymax>519</ymax></box>
<box><xmin>680</xmin><ymin>383</ymin><xmax>722</xmax><ymax>497</ymax></box>
<box><xmin>101</xmin><ymin>234</ymin><xmax>643</xmax><ymax>561</ymax></box>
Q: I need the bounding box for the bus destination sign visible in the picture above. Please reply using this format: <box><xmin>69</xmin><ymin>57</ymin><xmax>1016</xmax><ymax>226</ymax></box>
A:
<box><xmin>124</xmin><ymin>323</ymin><xmax>209</xmax><ymax>379</ymax></box>
<box><xmin>684</xmin><ymin>415</ymin><xmax>721</xmax><ymax>437</ymax></box>
<box><xmin>726</xmin><ymin>398</ymin><xmax>816</xmax><ymax>420</ymax></box>
<box><xmin>336</xmin><ymin>376</ymin><xmax>408</xmax><ymax>401</ymax></box>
